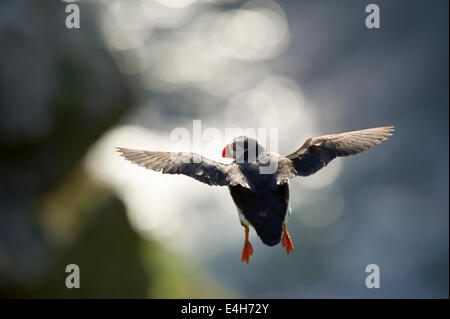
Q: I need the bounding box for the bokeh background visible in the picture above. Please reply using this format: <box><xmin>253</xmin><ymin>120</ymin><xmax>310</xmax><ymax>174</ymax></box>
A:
<box><xmin>0</xmin><ymin>0</ymin><xmax>448</xmax><ymax>298</ymax></box>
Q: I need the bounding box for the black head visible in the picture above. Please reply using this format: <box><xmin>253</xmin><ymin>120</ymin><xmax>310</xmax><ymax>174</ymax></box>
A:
<box><xmin>222</xmin><ymin>136</ymin><xmax>266</xmax><ymax>163</ymax></box>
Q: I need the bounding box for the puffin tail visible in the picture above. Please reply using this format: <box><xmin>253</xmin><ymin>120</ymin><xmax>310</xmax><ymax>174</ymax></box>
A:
<box><xmin>252</xmin><ymin>214</ymin><xmax>283</xmax><ymax>246</ymax></box>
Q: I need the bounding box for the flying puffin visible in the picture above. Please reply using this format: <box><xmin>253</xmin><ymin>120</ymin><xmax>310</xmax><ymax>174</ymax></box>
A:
<box><xmin>117</xmin><ymin>126</ymin><xmax>393</xmax><ymax>263</ymax></box>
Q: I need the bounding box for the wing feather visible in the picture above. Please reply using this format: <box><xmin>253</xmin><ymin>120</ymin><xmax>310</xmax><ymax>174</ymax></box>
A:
<box><xmin>277</xmin><ymin>126</ymin><xmax>394</xmax><ymax>180</ymax></box>
<box><xmin>116</xmin><ymin>147</ymin><xmax>252</xmax><ymax>189</ymax></box>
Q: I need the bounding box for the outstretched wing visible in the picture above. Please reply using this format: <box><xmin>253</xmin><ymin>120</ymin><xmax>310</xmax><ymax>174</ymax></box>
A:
<box><xmin>277</xmin><ymin>126</ymin><xmax>394</xmax><ymax>181</ymax></box>
<box><xmin>116</xmin><ymin>147</ymin><xmax>252</xmax><ymax>189</ymax></box>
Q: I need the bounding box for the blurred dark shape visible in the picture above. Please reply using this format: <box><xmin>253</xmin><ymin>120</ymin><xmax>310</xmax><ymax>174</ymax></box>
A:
<box><xmin>41</xmin><ymin>193</ymin><xmax>149</xmax><ymax>298</ymax></box>
<box><xmin>0</xmin><ymin>0</ymin><xmax>131</xmax><ymax>191</ymax></box>
<box><xmin>0</xmin><ymin>0</ymin><xmax>135</xmax><ymax>294</ymax></box>
<box><xmin>2</xmin><ymin>190</ymin><xmax>150</xmax><ymax>298</ymax></box>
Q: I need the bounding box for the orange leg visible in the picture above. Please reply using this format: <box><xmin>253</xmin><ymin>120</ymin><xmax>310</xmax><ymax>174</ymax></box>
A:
<box><xmin>241</xmin><ymin>226</ymin><xmax>254</xmax><ymax>263</ymax></box>
<box><xmin>281</xmin><ymin>223</ymin><xmax>294</xmax><ymax>254</ymax></box>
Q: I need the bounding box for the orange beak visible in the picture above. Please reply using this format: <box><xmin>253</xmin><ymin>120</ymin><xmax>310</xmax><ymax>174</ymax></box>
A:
<box><xmin>222</xmin><ymin>144</ymin><xmax>232</xmax><ymax>158</ymax></box>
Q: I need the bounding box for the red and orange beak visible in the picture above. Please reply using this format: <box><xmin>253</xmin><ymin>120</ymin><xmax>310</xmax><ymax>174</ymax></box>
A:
<box><xmin>222</xmin><ymin>144</ymin><xmax>233</xmax><ymax>159</ymax></box>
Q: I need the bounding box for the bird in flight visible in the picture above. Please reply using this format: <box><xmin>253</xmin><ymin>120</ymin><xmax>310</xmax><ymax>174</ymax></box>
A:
<box><xmin>117</xmin><ymin>126</ymin><xmax>393</xmax><ymax>263</ymax></box>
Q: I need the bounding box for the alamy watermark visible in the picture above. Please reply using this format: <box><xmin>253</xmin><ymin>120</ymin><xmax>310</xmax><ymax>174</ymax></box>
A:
<box><xmin>65</xmin><ymin>264</ymin><xmax>80</xmax><ymax>289</ymax></box>
<box><xmin>65</xmin><ymin>3</ymin><xmax>80</xmax><ymax>29</ymax></box>
<box><xmin>64</xmin><ymin>3</ymin><xmax>380</xmax><ymax>30</ymax></box>
<box><xmin>365</xmin><ymin>264</ymin><xmax>380</xmax><ymax>288</ymax></box>
<box><xmin>365</xmin><ymin>4</ymin><xmax>380</xmax><ymax>29</ymax></box>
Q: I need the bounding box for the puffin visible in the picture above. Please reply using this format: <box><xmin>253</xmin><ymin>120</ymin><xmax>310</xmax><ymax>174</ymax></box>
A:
<box><xmin>117</xmin><ymin>126</ymin><xmax>393</xmax><ymax>263</ymax></box>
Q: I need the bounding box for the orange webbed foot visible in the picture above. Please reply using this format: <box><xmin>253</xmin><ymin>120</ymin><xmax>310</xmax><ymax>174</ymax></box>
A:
<box><xmin>241</xmin><ymin>226</ymin><xmax>254</xmax><ymax>263</ymax></box>
<box><xmin>282</xmin><ymin>223</ymin><xmax>294</xmax><ymax>254</ymax></box>
<box><xmin>241</xmin><ymin>240</ymin><xmax>254</xmax><ymax>263</ymax></box>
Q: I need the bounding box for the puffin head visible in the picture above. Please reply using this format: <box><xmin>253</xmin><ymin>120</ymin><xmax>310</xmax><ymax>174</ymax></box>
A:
<box><xmin>222</xmin><ymin>136</ymin><xmax>266</xmax><ymax>163</ymax></box>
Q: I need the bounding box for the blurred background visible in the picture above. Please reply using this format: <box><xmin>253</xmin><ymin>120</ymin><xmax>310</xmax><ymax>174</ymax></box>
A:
<box><xmin>0</xmin><ymin>0</ymin><xmax>448</xmax><ymax>298</ymax></box>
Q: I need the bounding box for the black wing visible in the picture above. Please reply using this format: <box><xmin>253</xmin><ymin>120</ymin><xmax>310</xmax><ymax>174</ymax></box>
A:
<box><xmin>277</xmin><ymin>126</ymin><xmax>394</xmax><ymax>181</ymax></box>
<box><xmin>116</xmin><ymin>147</ymin><xmax>252</xmax><ymax>189</ymax></box>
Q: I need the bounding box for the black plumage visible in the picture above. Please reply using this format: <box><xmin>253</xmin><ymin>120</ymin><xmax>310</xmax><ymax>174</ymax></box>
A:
<box><xmin>229</xmin><ymin>181</ymin><xmax>289</xmax><ymax>246</ymax></box>
<box><xmin>117</xmin><ymin>126</ymin><xmax>394</xmax><ymax>262</ymax></box>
